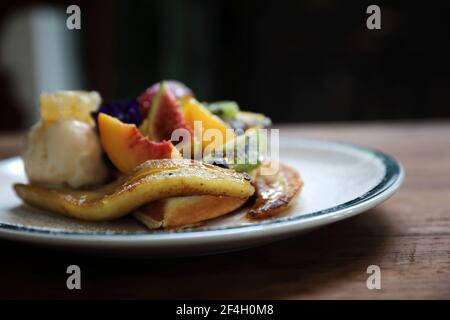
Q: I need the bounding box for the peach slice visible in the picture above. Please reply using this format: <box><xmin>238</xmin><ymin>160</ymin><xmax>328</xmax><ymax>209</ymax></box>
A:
<box><xmin>98</xmin><ymin>113</ymin><xmax>181</xmax><ymax>173</ymax></box>
<box><xmin>181</xmin><ymin>96</ymin><xmax>235</xmax><ymax>149</ymax></box>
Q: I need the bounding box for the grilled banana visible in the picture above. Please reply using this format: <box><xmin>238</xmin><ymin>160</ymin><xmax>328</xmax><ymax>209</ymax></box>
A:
<box><xmin>247</xmin><ymin>162</ymin><xmax>303</xmax><ymax>220</ymax></box>
<box><xmin>14</xmin><ymin>159</ymin><xmax>254</xmax><ymax>221</ymax></box>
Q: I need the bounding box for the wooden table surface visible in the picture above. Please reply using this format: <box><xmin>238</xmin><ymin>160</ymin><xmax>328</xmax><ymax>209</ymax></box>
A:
<box><xmin>0</xmin><ymin>121</ymin><xmax>449</xmax><ymax>299</ymax></box>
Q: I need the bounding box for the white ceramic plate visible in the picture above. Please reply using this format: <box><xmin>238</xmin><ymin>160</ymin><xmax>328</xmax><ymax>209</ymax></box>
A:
<box><xmin>0</xmin><ymin>138</ymin><xmax>403</xmax><ymax>256</ymax></box>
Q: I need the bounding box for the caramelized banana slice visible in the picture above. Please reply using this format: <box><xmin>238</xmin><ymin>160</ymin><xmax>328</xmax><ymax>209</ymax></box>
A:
<box><xmin>14</xmin><ymin>159</ymin><xmax>254</xmax><ymax>221</ymax></box>
<box><xmin>247</xmin><ymin>162</ymin><xmax>303</xmax><ymax>220</ymax></box>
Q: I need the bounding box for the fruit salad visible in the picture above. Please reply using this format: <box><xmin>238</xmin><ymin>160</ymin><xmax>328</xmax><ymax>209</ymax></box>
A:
<box><xmin>14</xmin><ymin>80</ymin><xmax>303</xmax><ymax>229</ymax></box>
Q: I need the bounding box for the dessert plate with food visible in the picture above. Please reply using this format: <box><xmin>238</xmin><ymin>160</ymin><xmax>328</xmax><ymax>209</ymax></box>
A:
<box><xmin>0</xmin><ymin>81</ymin><xmax>403</xmax><ymax>256</ymax></box>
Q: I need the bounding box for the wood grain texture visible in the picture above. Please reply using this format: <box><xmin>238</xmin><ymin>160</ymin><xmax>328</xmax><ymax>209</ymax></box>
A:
<box><xmin>0</xmin><ymin>121</ymin><xmax>449</xmax><ymax>299</ymax></box>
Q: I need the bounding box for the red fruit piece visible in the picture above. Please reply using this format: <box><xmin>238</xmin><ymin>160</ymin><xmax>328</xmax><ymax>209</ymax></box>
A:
<box><xmin>139</xmin><ymin>80</ymin><xmax>193</xmax><ymax>118</ymax></box>
<box><xmin>147</xmin><ymin>82</ymin><xmax>193</xmax><ymax>143</ymax></box>
<box><xmin>98</xmin><ymin>113</ymin><xmax>180</xmax><ymax>173</ymax></box>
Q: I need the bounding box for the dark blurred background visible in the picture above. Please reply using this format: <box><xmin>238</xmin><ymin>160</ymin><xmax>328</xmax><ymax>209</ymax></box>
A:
<box><xmin>0</xmin><ymin>0</ymin><xmax>449</xmax><ymax>131</ymax></box>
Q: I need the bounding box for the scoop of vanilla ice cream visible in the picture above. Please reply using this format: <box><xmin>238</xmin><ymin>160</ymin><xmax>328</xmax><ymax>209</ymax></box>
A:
<box><xmin>23</xmin><ymin>120</ymin><xmax>109</xmax><ymax>188</ymax></box>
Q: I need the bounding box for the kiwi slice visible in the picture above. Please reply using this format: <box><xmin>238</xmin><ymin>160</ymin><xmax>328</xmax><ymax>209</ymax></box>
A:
<box><xmin>205</xmin><ymin>101</ymin><xmax>240</xmax><ymax>119</ymax></box>
<box><xmin>204</xmin><ymin>129</ymin><xmax>267</xmax><ymax>173</ymax></box>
